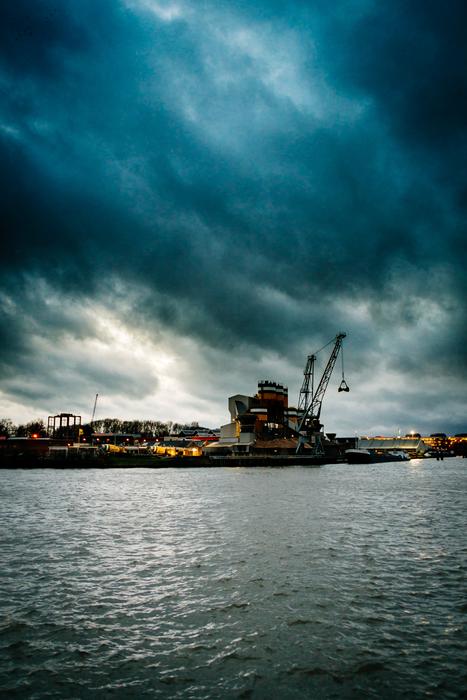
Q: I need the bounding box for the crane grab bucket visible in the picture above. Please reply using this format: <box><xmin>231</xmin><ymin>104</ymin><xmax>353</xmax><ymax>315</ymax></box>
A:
<box><xmin>338</xmin><ymin>379</ymin><xmax>350</xmax><ymax>392</ymax></box>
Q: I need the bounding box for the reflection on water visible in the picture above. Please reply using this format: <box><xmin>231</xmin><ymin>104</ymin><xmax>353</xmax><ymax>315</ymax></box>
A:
<box><xmin>1</xmin><ymin>460</ymin><xmax>466</xmax><ymax>698</ymax></box>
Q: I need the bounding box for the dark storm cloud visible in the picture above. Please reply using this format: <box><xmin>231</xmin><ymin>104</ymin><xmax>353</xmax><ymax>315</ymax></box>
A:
<box><xmin>323</xmin><ymin>0</ymin><xmax>467</xmax><ymax>257</ymax></box>
<box><xmin>0</xmin><ymin>0</ymin><xmax>88</xmax><ymax>79</ymax></box>
<box><xmin>1</xmin><ymin>0</ymin><xmax>466</xmax><ymax>428</ymax></box>
<box><xmin>334</xmin><ymin>0</ymin><xmax>467</xmax><ymax>151</ymax></box>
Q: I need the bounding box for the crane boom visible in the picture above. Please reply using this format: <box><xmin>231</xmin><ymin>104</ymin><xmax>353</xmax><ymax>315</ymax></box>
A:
<box><xmin>91</xmin><ymin>393</ymin><xmax>98</xmax><ymax>424</ymax></box>
<box><xmin>308</xmin><ymin>332</ymin><xmax>346</xmax><ymax>424</ymax></box>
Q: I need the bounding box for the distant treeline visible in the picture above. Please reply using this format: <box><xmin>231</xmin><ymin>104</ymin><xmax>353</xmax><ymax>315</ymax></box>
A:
<box><xmin>0</xmin><ymin>417</ymin><xmax>204</xmax><ymax>438</ymax></box>
<box><xmin>90</xmin><ymin>418</ymin><xmax>202</xmax><ymax>436</ymax></box>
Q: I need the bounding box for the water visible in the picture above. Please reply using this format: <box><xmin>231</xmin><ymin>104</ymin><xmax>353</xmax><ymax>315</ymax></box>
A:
<box><xmin>1</xmin><ymin>460</ymin><xmax>466</xmax><ymax>699</ymax></box>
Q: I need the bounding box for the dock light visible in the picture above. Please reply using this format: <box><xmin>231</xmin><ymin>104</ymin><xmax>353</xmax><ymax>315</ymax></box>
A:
<box><xmin>31</xmin><ymin>433</ymin><xmax>39</xmax><ymax>439</ymax></box>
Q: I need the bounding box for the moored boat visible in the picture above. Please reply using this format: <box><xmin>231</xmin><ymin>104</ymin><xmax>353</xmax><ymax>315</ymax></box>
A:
<box><xmin>345</xmin><ymin>448</ymin><xmax>410</xmax><ymax>464</ymax></box>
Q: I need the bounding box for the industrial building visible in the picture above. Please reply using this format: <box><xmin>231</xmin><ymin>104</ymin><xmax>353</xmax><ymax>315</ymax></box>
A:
<box><xmin>207</xmin><ymin>380</ymin><xmax>300</xmax><ymax>454</ymax></box>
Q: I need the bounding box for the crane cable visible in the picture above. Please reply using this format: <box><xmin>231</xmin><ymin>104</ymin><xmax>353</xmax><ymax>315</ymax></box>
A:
<box><xmin>338</xmin><ymin>341</ymin><xmax>350</xmax><ymax>392</ymax></box>
<box><xmin>313</xmin><ymin>336</ymin><xmax>337</xmax><ymax>356</ymax></box>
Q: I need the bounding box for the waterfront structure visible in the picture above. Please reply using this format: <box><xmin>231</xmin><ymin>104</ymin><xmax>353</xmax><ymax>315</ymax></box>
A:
<box><xmin>177</xmin><ymin>428</ymin><xmax>220</xmax><ymax>442</ymax></box>
<box><xmin>153</xmin><ymin>439</ymin><xmax>203</xmax><ymax>458</ymax></box>
<box><xmin>208</xmin><ymin>381</ymin><xmax>297</xmax><ymax>453</ymax></box>
<box><xmin>448</xmin><ymin>434</ymin><xmax>467</xmax><ymax>456</ymax></box>
<box><xmin>91</xmin><ymin>432</ymin><xmax>141</xmax><ymax>446</ymax></box>
<box><xmin>205</xmin><ymin>380</ymin><xmax>347</xmax><ymax>459</ymax></box>
<box><xmin>354</xmin><ymin>434</ymin><xmax>467</xmax><ymax>458</ymax></box>
<box><xmin>47</xmin><ymin>413</ymin><xmax>82</xmax><ymax>442</ymax></box>
<box><xmin>357</xmin><ymin>437</ymin><xmax>428</xmax><ymax>458</ymax></box>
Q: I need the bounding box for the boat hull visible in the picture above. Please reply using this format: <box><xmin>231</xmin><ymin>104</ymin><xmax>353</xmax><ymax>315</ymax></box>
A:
<box><xmin>346</xmin><ymin>449</ymin><xmax>410</xmax><ymax>464</ymax></box>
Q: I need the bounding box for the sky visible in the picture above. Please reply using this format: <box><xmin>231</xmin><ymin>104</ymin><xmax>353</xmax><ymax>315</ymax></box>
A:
<box><xmin>1</xmin><ymin>0</ymin><xmax>466</xmax><ymax>436</ymax></box>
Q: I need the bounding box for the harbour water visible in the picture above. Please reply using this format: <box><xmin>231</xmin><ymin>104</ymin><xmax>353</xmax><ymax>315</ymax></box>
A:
<box><xmin>1</xmin><ymin>459</ymin><xmax>466</xmax><ymax>698</ymax></box>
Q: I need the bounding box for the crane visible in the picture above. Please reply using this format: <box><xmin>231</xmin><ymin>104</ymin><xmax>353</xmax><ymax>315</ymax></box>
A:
<box><xmin>296</xmin><ymin>333</ymin><xmax>349</xmax><ymax>454</ymax></box>
<box><xmin>91</xmin><ymin>393</ymin><xmax>99</xmax><ymax>425</ymax></box>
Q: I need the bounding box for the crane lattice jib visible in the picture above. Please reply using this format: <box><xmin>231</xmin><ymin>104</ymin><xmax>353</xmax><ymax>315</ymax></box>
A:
<box><xmin>297</xmin><ymin>354</ymin><xmax>315</xmax><ymax>416</ymax></box>
<box><xmin>298</xmin><ymin>333</ymin><xmax>346</xmax><ymax>431</ymax></box>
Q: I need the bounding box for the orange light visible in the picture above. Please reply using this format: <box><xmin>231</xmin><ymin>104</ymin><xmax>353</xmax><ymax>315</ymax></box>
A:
<box><xmin>32</xmin><ymin>433</ymin><xmax>39</xmax><ymax>439</ymax></box>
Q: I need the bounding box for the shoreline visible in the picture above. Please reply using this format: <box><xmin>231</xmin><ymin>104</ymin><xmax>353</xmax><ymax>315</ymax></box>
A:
<box><xmin>0</xmin><ymin>454</ymin><xmax>330</xmax><ymax>469</ymax></box>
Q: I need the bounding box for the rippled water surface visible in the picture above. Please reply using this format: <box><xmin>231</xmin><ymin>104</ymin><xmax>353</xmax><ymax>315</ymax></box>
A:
<box><xmin>1</xmin><ymin>460</ymin><xmax>466</xmax><ymax>698</ymax></box>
